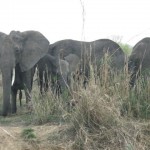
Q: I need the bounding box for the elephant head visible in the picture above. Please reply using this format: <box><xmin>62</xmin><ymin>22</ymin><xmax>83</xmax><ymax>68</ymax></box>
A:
<box><xmin>48</xmin><ymin>53</ymin><xmax>81</xmax><ymax>91</ymax></box>
<box><xmin>46</xmin><ymin>54</ymin><xmax>70</xmax><ymax>90</ymax></box>
<box><xmin>9</xmin><ymin>30</ymin><xmax>49</xmax><ymax>72</ymax></box>
<box><xmin>0</xmin><ymin>30</ymin><xmax>49</xmax><ymax>116</ymax></box>
<box><xmin>37</xmin><ymin>53</ymin><xmax>70</xmax><ymax>94</ymax></box>
<box><xmin>64</xmin><ymin>53</ymin><xmax>80</xmax><ymax>73</ymax></box>
<box><xmin>64</xmin><ymin>54</ymin><xmax>80</xmax><ymax>86</ymax></box>
<box><xmin>129</xmin><ymin>37</ymin><xmax>150</xmax><ymax>87</ymax></box>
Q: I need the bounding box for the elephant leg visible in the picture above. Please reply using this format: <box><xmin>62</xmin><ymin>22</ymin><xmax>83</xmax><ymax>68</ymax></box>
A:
<box><xmin>11</xmin><ymin>85</ymin><xmax>18</xmax><ymax>113</ymax></box>
<box><xmin>39</xmin><ymin>70</ymin><xmax>44</xmax><ymax>95</ymax></box>
<box><xmin>57</xmin><ymin>74</ymin><xmax>70</xmax><ymax>97</ymax></box>
<box><xmin>1</xmin><ymin>69</ymin><xmax>12</xmax><ymax>116</ymax></box>
<box><xmin>129</xmin><ymin>66</ymin><xmax>140</xmax><ymax>88</ymax></box>
<box><xmin>44</xmin><ymin>71</ymin><xmax>49</xmax><ymax>93</ymax></box>
<box><xmin>129</xmin><ymin>73</ymin><xmax>137</xmax><ymax>88</ymax></box>
<box><xmin>22</xmin><ymin>70</ymin><xmax>32</xmax><ymax>104</ymax></box>
<box><xmin>30</xmin><ymin>65</ymin><xmax>36</xmax><ymax>89</ymax></box>
<box><xmin>67</xmin><ymin>72</ymin><xmax>72</xmax><ymax>87</ymax></box>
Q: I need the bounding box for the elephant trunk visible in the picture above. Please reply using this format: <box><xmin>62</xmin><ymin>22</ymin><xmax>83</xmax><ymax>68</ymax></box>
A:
<box><xmin>1</xmin><ymin>68</ymin><xmax>12</xmax><ymax>116</ymax></box>
<box><xmin>46</xmin><ymin>54</ymin><xmax>58</xmax><ymax>67</ymax></box>
<box><xmin>46</xmin><ymin>53</ymin><xmax>69</xmax><ymax>91</ymax></box>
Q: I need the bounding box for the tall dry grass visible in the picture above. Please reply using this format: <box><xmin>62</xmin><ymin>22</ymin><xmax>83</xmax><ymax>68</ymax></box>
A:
<box><xmin>68</xmin><ymin>58</ymin><xmax>150</xmax><ymax>149</ymax></box>
<box><xmin>30</xmin><ymin>54</ymin><xmax>150</xmax><ymax>149</ymax></box>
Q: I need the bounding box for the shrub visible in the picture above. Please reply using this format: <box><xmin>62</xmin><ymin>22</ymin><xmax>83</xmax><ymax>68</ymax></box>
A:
<box><xmin>21</xmin><ymin>128</ymin><xmax>36</xmax><ymax>140</ymax></box>
<box><xmin>119</xmin><ymin>42</ymin><xmax>132</xmax><ymax>56</ymax></box>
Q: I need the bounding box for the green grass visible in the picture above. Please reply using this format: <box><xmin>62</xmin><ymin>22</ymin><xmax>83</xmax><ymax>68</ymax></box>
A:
<box><xmin>21</xmin><ymin>128</ymin><xmax>36</xmax><ymax>140</ymax></box>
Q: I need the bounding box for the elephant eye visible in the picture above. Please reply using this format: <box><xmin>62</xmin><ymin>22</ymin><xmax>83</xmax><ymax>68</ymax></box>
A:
<box><xmin>14</xmin><ymin>37</ymin><xmax>19</xmax><ymax>41</ymax></box>
<box><xmin>15</xmin><ymin>49</ymin><xmax>20</xmax><ymax>54</ymax></box>
<box><xmin>14</xmin><ymin>46</ymin><xmax>21</xmax><ymax>54</ymax></box>
<box><xmin>13</xmin><ymin>36</ymin><xmax>21</xmax><ymax>42</ymax></box>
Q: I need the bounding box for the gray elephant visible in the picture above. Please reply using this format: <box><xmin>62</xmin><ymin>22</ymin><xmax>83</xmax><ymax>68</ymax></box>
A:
<box><xmin>64</xmin><ymin>53</ymin><xmax>80</xmax><ymax>86</ymax></box>
<box><xmin>48</xmin><ymin>39</ymin><xmax>126</xmax><ymax>88</ymax></box>
<box><xmin>37</xmin><ymin>53</ymin><xmax>70</xmax><ymax>94</ymax></box>
<box><xmin>0</xmin><ymin>30</ymin><xmax>49</xmax><ymax>116</ymax></box>
<box><xmin>64</xmin><ymin>53</ymin><xmax>80</xmax><ymax>74</ymax></box>
<box><xmin>129</xmin><ymin>37</ymin><xmax>150</xmax><ymax>87</ymax></box>
<box><xmin>37</xmin><ymin>55</ymin><xmax>52</xmax><ymax>94</ymax></box>
<box><xmin>11</xmin><ymin>63</ymin><xmax>36</xmax><ymax>111</ymax></box>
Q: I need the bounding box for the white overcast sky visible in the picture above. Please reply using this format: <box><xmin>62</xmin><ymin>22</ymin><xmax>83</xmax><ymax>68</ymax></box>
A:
<box><xmin>0</xmin><ymin>0</ymin><xmax>150</xmax><ymax>46</ymax></box>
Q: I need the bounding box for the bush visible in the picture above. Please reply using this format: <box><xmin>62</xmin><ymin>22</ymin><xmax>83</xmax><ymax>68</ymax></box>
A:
<box><xmin>119</xmin><ymin>42</ymin><xmax>132</xmax><ymax>56</ymax></box>
<box><xmin>21</xmin><ymin>128</ymin><xmax>36</xmax><ymax>140</ymax></box>
<box><xmin>31</xmin><ymin>89</ymin><xmax>67</xmax><ymax>124</ymax></box>
<box><xmin>67</xmin><ymin>60</ymin><xmax>150</xmax><ymax>149</ymax></box>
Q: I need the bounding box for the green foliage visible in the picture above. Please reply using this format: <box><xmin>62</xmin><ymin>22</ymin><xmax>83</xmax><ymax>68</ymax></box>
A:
<box><xmin>119</xmin><ymin>42</ymin><xmax>132</xmax><ymax>55</ymax></box>
<box><xmin>110</xmin><ymin>35</ymin><xmax>132</xmax><ymax>56</ymax></box>
<box><xmin>21</xmin><ymin>128</ymin><xmax>36</xmax><ymax>140</ymax></box>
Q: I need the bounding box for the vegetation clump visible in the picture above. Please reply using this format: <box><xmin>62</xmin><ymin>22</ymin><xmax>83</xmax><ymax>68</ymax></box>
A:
<box><xmin>21</xmin><ymin>128</ymin><xmax>36</xmax><ymax>140</ymax></box>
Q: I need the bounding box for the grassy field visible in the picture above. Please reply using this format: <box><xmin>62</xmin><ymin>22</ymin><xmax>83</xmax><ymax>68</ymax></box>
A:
<box><xmin>0</xmin><ymin>57</ymin><xmax>150</xmax><ymax>150</ymax></box>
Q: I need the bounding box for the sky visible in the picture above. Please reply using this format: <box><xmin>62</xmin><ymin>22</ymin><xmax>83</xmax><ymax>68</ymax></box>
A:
<box><xmin>0</xmin><ymin>0</ymin><xmax>150</xmax><ymax>46</ymax></box>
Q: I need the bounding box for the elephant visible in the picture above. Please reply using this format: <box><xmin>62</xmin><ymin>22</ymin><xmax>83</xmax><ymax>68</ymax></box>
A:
<box><xmin>37</xmin><ymin>55</ymin><xmax>52</xmax><ymax>94</ymax></box>
<box><xmin>64</xmin><ymin>53</ymin><xmax>80</xmax><ymax>86</ymax></box>
<box><xmin>64</xmin><ymin>53</ymin><xmax>80</xmax><ymax>74</ymax></box>
<box><xmin>37</xmin><ymin>54</ymin><xmax>70</xmax><ymax>94</ymax></box>
<box><xmin>0</xmin><ymin>30</ymin><xmax>49</xmax><ymax>116</ymax></box>
<box><xmin>48</xmin><ymin>39</ymin><xmax>126</xmax><ymax>88</ymax></box>
<box><xmin>37</xmin><ymin>53</ymin><xmax>81</xmax><ymax>94</ymax></box>
<box><xmin>11</xmin><ymin>63</ymin><xmax>36</xmax><ymax>111</ymax></box>
<box><xmin>128</xmin><ymin>37</ymin><xmax>150</xmax><ymax>87</ymax></box>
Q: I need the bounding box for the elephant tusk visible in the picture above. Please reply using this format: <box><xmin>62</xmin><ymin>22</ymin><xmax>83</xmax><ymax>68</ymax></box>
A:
<box><xmin>11</xmin><ymin>68</ymin><xmax>15</xmax><ymax>86</ymax></box>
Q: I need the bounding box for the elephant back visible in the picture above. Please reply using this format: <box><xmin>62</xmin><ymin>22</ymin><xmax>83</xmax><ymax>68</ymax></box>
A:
<box><xmin>129</xmin><ymin>37</ymin><xmax>150</xmax><ymax>72</ymax></box>
<box><xmin>49</xmin><ymin>39</ymin><xmax>125</xmax><ymax>71</ymax></box>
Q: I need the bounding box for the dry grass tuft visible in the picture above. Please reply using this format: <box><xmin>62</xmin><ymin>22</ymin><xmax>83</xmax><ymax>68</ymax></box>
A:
<box><xmin>65</xmin><ymin>60</ymin><xmax>150</xmax><ymax>150</ymax></box>
<box><xmin>31</xmin><ymin>88</ymin><xmax>66</xmax><ymax>124</ymax></box>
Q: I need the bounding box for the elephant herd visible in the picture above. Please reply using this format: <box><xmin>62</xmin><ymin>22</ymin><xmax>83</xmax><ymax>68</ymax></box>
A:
<box><xmin>0</xmin><ymin>30</ymin><xmax>149</xmax><ymax>116</ymax></box>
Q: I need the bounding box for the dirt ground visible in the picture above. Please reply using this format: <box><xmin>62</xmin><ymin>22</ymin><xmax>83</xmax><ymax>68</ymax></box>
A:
<box><xmin>0</xmin><ymin>74</ymin><xmax>72</xmax><ymax>150</ymax></box>
<box><xmin>0</xmin><ymin>123</ymin><xmax>69</xmax><ymax>150</ymax></box>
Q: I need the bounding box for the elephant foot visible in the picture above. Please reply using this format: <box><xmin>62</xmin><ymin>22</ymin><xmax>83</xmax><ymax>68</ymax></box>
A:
<box><xmin>11</xmin><ymin>109</ymin><xmax>17</xmax><ymax>114</ymax></box>
<box><xmin>1</xmin><ymin>111</ymin><xmax>7</xmax><ymax>117</ymax></box>
<box><xmin>1</xmin><ymin>106</ymin><xmax>12</xmax><ymax>116</ymax></box>
<box><xmin>11</xmin><ymin>103</ymin><xmax>17</xmax><ymax>114</ymax></box>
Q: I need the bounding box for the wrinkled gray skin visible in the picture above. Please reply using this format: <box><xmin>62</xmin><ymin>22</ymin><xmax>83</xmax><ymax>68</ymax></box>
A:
<box><xmin>37</xmin><ymin>54</ymin><xmax>70</xmax><ymax>94</ymax></box>
<box><xmin>129</xmin><ymin>37</ymin><xmax>150</xmax><ymax>87</ymax></box>
<box><xmin>37</xmin><ymin>54</ymin><xmax>53</xmax><ymax>94</ymax></box>
<box><xmin>49</xmin><ymin>39</ymin><xmax>125</xmax><ymax>88</ymax></box>
<box><xmin>64</xmin><ymin>54</ymin><xmax>80</xmax><ymax>86</ymax></box>
<box><xmin>64</xmin><ymin>53</ymin><xmax>80</xmax><ymax>74</ymax></box>
<box><xmin>0</xmin><ymin>30</ymin><xmax>49</xmax><ymax>116</ymax></box>
<box><xmin>11</xmin><ymin>63</ymin><xmax>36</xmax><ymax>109</ymax></box>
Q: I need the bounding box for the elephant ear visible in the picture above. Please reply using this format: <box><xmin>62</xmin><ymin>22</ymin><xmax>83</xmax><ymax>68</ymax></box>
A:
<box><xmin>19</xmin><ymin>31</ymin><xmax>49</xmax><ymax>72</ymax></box>
<box><xmin>45</xmin><ymin>54</ymin><xmax>57</xmax><ymax>67</ymax></box>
